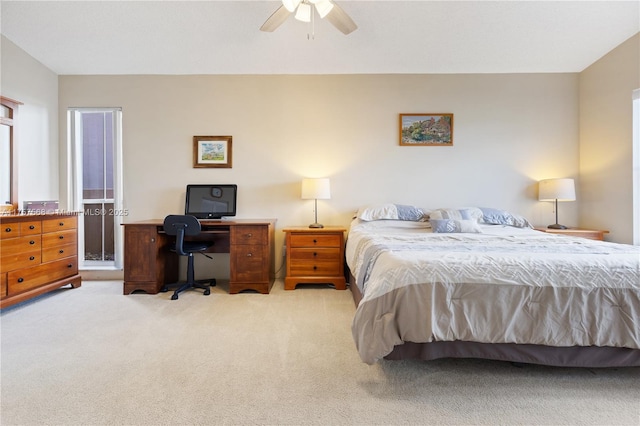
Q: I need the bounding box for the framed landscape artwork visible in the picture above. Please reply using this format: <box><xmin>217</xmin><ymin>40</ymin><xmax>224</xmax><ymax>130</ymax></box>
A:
<box><xmin>193</xmin><ymin>136</ymin><xmax>232</xmax><ymax>168</ymax></box>
<box><xmin>399</xmin><ymin>113</ymin><xmax>453</xmax><ymax>146</ymax></box>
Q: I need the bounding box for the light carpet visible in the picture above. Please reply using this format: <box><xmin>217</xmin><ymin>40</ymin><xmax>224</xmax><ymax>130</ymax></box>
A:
<box><xmin>1</xmin><ymin>280</ymin><xmax>639</xmax><ymax>425</ymax></box>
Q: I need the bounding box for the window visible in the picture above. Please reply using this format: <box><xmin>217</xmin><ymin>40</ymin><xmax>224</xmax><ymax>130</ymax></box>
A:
<box><xmin>68</xmin><ymin>108</ymin><xmax>124</xmax><ymax>269</ymax></box>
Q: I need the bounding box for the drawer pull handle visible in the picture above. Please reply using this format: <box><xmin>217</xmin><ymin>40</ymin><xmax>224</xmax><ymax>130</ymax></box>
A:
<box><xmin>151</xmin><ymin>238</ymin><xmax>155</xmax><ymax>243</ymax></box>
<box><xmin>59</xmin><ymin>222</ymin><xmax>64</xmax><ymax>226</ymax></box>
<box><xmin>5</xmin><ymin>227</ymin><xmax>11</xmax><ymax>233</ymax></box>
<box><xmin>246</xmin><ymin>253</ymin><xmax>252</xmax><ymax>257</ymax></box>
<box><xmin>67</xmin><ymin>263</ymin><xmax>73</xmax><ymax>268</ymax></box>
<box><xmin>59</xmin><ymin>249</ymin><xmax>64</xmax><ymax>254</ymax></box>
<box><xmin>29</xmin><ymin>225</ymin><xmax>35</xmax><ymax>230</ymax></box>
<box><xmin>247</xmin><ymin>233</ymin><xmax>252</xmax><ymax>238</ymax></box>
<box><xmin>313</xmin><ymin>239</ymin><xmax>317</xmax><ymax>243</ymax></box>
<box><xmin>59</xmin><ymin>235</ymin><xmax>64</xmax><ymax>239</ymax></box>
<box><xmin>17</xmin><ymin>278</ymin><xmax>24</xmax><ymax>283</ymax></box>
<box><xmin>313</xmin><ymin>265</ymin><xmax>317</xmax><ymax>270</ymax></box>
<box><xmin>313</xmin><ymin>252</ymin><xmax>317</xmax><ymax>257</ymax></box>
<box><xmin>29</xmin><ymin>256</ymin><xmax>35</xmax><ymax>260</ymax></box>
<box><xmin>29</xmin><ymin>240</ymin><xmax>35</xmax><ymax>245</ymax></box>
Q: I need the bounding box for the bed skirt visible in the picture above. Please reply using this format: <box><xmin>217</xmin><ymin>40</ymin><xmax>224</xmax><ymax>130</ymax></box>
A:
<box><xmin>348</xmin><ymin>273</ymin><xmax>640</xmax><ymax>368</ymax></box>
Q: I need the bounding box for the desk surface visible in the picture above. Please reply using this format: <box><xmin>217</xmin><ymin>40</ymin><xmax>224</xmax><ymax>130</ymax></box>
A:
<box><xmin>124</xmin><ymin>218</ymin><xmax>276</xmax><ymax>226</ymax></box>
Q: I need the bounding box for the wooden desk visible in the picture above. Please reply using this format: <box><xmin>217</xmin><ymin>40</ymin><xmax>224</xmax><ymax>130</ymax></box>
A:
<box><xmin>123</xmin><ymin>219</ymin><xmax>276</xmax><ymax>295</ymax></box>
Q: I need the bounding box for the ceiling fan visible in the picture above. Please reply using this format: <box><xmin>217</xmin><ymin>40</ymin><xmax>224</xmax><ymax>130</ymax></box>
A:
<box><xmin>260</xmin><ymin>0</ymin><xmax>358</xmax><ymax>35</ymax></box>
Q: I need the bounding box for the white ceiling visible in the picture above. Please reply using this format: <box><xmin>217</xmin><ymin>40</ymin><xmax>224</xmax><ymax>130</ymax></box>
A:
<box><xmin>1</xmin><ymin>0</ymin><xmax>639</xmax><ymax>75</ymax></box>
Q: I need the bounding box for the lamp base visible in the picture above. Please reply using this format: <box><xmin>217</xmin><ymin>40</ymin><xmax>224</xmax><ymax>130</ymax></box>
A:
<box><xmin>309</xmin><ymin>223</ymin><xmax>324</xmax><ymax>228</ymax></box>
<box><xmin>547</xmin><ymin>224</ymin><xmax>568</xmax><ymax>229</ymax></box>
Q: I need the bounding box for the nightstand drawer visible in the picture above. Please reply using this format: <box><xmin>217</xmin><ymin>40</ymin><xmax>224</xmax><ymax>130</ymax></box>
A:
<box><xmin>289</xmin><ymin>247</ymin><xmax>341</xmax><ymax>262</ymax></box>
<box><xmin>289</xmin><ymin>261</ymin><xmax>342</xmax><ymax>276</ymax></box>
<box><xmin>289</xmin><ymin>234</ymin><xmax>341</xmax><ymax>248</ymax></box>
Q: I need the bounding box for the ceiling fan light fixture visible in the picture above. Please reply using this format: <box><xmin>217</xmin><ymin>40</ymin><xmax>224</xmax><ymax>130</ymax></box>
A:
<box><xmin>315</xmin><ymin>0</ymin><xmax>334</xmax><ymax>18</ymax></box>
<box><xmin>282</xmin><ymin>0</ymin><xmax>302</xmax><ymax>13</ymax></box>
<box><xmin>295</xmin><ymin>3</ymin><xmax>311</xmax><ymax>22</ymax></box>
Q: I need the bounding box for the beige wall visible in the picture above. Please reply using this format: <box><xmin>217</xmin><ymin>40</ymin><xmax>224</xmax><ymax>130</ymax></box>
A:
<box><xmin>579</xmin><ymin>33</ymin><xmax>640</xmax><ymax>244</ymax></box>
<box><xmin>58</xmin><ymin>74</ymin><xmax>580</xmax><ymax>244</ymax></box>
<box><xmin>1</xmin><ymin>35</ymin><xmax>59</xmax><ymax>207</ymax></box>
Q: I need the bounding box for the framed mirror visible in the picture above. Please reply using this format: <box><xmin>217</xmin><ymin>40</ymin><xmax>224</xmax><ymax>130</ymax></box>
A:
<box><xmin>1</xmin><ymin>96</ymin><xmax>22</xmax><ymax>213</ymax></box>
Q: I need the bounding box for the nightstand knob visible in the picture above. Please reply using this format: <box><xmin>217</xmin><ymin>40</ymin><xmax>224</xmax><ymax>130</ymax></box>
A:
<box><xmin>5</xmin><ymin>227</ymin><xmax>11</xmax><ymax>233</ymax></box>
<box><xmin>313</xmin><ymin>252</ymin><xmax>317</xmax><ymax>257</ymax></box>
<box><xmin>29</xmin><ymin>225</ymin><xmax>35</xmax><ymax>230</ymax></box>
<box><xmin>29</xmin><ymin>240</ymin><xmax>35</xmax><ymax>245</ymax></box>
<box><xmin>313</xmin><ymin>265</ymin><xmax>317</xmax><ymax>270</ymax></box>
<box><xmin>313</xmin><ymin>239</ymin><xmax>318</xmax><ymax>244</ymax></box>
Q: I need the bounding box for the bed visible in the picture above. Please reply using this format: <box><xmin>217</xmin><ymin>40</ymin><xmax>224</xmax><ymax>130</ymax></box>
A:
<box><xmin>346</xmin><ymin>205</ymin><xmax>640</xmax><ymax>367</ymax></box>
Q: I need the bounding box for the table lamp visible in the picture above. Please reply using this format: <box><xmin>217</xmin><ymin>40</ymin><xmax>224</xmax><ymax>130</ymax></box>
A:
<box><xmin>301</xmin><ymin>178</ymin><xmax>331</xmax><ymax>228</ymax></box>
<box><xmin>538</xmin><ymin>178</ymin><xmax>576</xmax><ymax>229</ymax></box>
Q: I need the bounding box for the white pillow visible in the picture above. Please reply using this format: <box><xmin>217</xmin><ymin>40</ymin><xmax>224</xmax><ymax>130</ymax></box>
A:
<box><xmin>357</xmin><ymin>204</ymin><xmax>426</xmax><ymax>221</ymax></box>
<box><xmin>428</xmin><ymin>207</ymin><xmax>484</xmax><ymax>222</ymax></box>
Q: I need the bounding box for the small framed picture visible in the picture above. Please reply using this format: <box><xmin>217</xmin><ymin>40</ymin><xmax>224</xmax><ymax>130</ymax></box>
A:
<box><xmin>399</xmin><ymin>113</ymin><xmax>453</xmax><ymax>146</ymax></box>
<box><xmin>193</xmin><ymin>136</ymin><xmax>232</xmax><ymax>168</ymax></box>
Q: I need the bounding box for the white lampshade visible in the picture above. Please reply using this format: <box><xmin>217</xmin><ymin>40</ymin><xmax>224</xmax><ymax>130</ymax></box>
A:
<box><xmin>294</xmin><ymin>2</ymin><xmax>311</xmax><ymax>22</ymax></box>
<box><xmin>314</xmin><ymin>0</ymin><xmax>334</xmax><ymax>18</ymax></box>
<box><xmin>538</xmin><ymin>178</ymin><xmax>576</xmax><ymax>201</ymax></box>
<box><xmin>282</xmin><ymin>0</ymin><xmax>302</xmax><ymax>12</ymax></box>
<box><xmin>301</xmin><ymin>178</ymin><xmax>331</xmax><ymax>200</ymax></box>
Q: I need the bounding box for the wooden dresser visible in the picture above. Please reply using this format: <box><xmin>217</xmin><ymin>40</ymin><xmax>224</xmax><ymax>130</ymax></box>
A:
<box><xmin>1</xmin><ymin>213</ymin><xmax>82</xmax><ymax>309</ymax></box>
<box><xmin>283</xmin><ymin>227</ymin><xmax>346</xmax><ymax>290</ymax></box>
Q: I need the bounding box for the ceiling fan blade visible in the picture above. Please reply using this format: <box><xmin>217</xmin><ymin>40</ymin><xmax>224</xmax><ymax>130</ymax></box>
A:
<box><xmin>260</xmin><ymin>5</ymin><xmax>292</xmax><ymax>32</ymax></box>
<box><xmin>325</xmin><ymin>2</ymin><xmax>358</xmax><ymax>35</ymax></box>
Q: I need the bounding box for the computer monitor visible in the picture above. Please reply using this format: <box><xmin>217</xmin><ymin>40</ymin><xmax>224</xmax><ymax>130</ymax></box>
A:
<box><xmin>185</xmin><ymin>184</ymin><xmax>237</xmax><ymax>219</ymax></box>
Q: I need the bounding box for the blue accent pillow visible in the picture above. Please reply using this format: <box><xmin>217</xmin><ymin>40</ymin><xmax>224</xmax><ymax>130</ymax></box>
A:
<box><xmin>480</xmin><ymin>207</ymin><xmax>533</xmax><ymax>228</ymax></box>
<box><xmin>430</xmin><ymin>219</ymin><xmax>482</xmax><ymax>233</ymax></box>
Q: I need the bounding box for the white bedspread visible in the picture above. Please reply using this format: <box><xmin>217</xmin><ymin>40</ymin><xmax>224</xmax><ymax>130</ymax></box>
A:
<box><xmin>347</xmin><ymin>219</ymin><xmax>640</xmax><ymax>364</ymax></box>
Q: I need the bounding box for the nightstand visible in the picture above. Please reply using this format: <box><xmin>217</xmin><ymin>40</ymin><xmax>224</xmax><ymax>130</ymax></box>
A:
<box><xmin>282</xmin><ymin>227</ymin><xmax>347</xmax><ymax>290</ymax></box>
<box><xmin>534</xmin><ymin>227</ymin><xmax>609</xmax><ymax>241</ymax></box>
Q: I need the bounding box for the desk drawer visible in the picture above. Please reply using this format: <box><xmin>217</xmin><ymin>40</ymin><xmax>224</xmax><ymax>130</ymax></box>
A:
<box><xmin>231</xmin><ymin>244</ymin><xmax>267</xmax><ymax>282</ymax></box>
<box><xmin>231</xmin><ymin>226</ymin><xmax>267</xmax><ymax>245</ymax></box>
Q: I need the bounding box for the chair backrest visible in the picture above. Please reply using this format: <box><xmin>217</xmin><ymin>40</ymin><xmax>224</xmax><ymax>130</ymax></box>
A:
<box><xmin>163</xmin><ymin>215</ymin><xmax>202</xmax><ymax>256</ymax></box>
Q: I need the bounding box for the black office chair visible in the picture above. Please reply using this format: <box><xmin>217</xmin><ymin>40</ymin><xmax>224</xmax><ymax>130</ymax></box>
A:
<box><xmin>161</xmin><ymin>215</ymin><xmax>216</xmax><ymax>300</ymax></box>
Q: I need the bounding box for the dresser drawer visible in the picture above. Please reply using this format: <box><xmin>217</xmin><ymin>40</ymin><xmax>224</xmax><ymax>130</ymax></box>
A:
<box><xmin>231</xmin><ymin>226</ymin><xmax>267</xmax><ymax>245</ymax></box>
<box><xmin>42</xmin><ymin>229</ymin><xmax>77</xmax><ymax>248</ymax></box>
<box><xmin>0</xmin><ymin>250</ymin><xmax>41</xmax><ymax>272</ymax></box>
<box><xmin>1</xmin><ymin>220</ymin><xmax>41</xmax><ymax>239</ymax></box>
<box><xmin>0</xmin><ymin>235</ymin><xmax>41</xmax><ymax>252</ymax></box>
<box><xmin>289</xmin><ymin>233</ymin><xmax>341</xmax><ymax>248</ymax></box>
<box><xmin>42</xmin><ymin>243</ymin><xmax>78</xmax><ymax>262</ymax></box>
<box><xmin>7</xmin><ymin>257</ymin><xmax>78</xmax><ymax>295</ymax></box>
<box><xmin>1</xmin><ymin>273</ymin><xmax>6</xmax><ymax>298</ymax></box>
<box><xmin>43</xmin><ymin>216</ymin><xmax>77</xmax><ymax>233</ymax></box>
